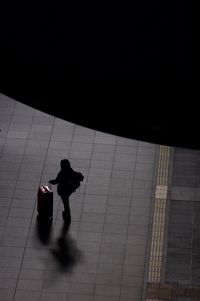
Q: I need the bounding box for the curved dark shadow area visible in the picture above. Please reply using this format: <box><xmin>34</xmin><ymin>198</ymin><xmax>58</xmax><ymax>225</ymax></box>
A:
<box><xmin>0</xmin><ymin>90</ymin><xmax>198</xmax><ymax>149</ymax></box>
<box><xmin>1</xmin><ymin>0</ymin><xmax>193</xmax><ymax>148</ymax></box>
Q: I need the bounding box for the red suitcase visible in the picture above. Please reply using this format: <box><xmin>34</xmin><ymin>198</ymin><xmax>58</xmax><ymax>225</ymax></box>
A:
<box><xmin>37</xmin><ymin>185</ymin><xmax>53</xmax><ymax>220</ymax></box>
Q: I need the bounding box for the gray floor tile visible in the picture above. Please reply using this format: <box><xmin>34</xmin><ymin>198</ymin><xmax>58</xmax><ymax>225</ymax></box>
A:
<box><xmin>1</xmin><ymin>236</ymin><xmax>27</xmax><ymax>248</ymax></box>
<box><xmin>96</xmin><ymin>273</ymin><xmax>122</xmax><ymax>285</ymax></box>
<box><xmin>0</xmin><ymin>256</ymin><xmax>22</xmax><ymax>268</ymax></box>
<box><xmin>0</xmin><ymin>153</ymin><xmax>24</xmax><ymax>163</ymax></box>
<box><xmin>32</xmin><ymin>116</ymin><xmax>55</xmax><ymax>126</ymax></box>
<box><xmin>69</xmin><ymin>283</ymin><xmax>94</xmax><ymax>294</ymax></box>
<box><xmin>122</xmin><ymin>275</ymin><xmax>143</xmax><ymax>287</ymax></box>
<box><xmin>95</xmin><ymin>285</ymin><xmax>120</xmax><ymax>297</ymax></box>
<box><xmin>0</xmin><ymin>266</ymin><xmax>20</xmax><ymax>279</ymax></box>
<box><xmin>84</xmin><ymin>194</ymin><xmax>108</xmax><ymax>204</ymax></box>
<box><xmin>79</xmin><ymin>222</ymin><xmax>104</xmax><ymax>233</ymax></box>
<box><xmin>0</xmin><ymin>206</ymin><xmax>10</xmax><ymax>217</ymax></box>
<box><xmin>98</xmin><ymin>263</ymin><xmax>123</xmax><ymax>275</ymax></box>
<box><xmin>0</xmin><ymin>246</ymin><xmax>24</xmax><ymax>257</ymax></box>
<box><xmin>68</xmin><ymin>294</ymin><xmax>94</xmax><ymax>301</ymax></box>
<box><xmin>107</xmin><ymin>196</ymin><xmax>131</xmax><ymax>207</ymax></box>
<box><xmin>10</xmin><ymin>115</ymin><xmax>33</xmax><ymax>124</ymax></box>
<box><xmin>70</xmin><ymin>150</ymin><xmax>92</xmax><ymax>160</ymax></box>
<box><xmin>94</xmin><ymin>136</ymin><xmax>116</xmax><ymax>145</ymax></box>
<box><xmin>73</xmin><ymin>135</ymin><xmax>95</xmax><ymax>144</ymax></box>
<box><xmin>71</xmin><ymin>142</ymin><xmax>93</xmax><ymax>152</ymax></box>
<box><xmin>90</xmin><ymin>160</ymin><xmax>113</xmax><ymax>169</ymax></box>
<box><xmin>6</xmin><ymin>216</ymin><xmax>31</xmax><ymax>228</ymax></box>
<box><xmin>99</xmin><ymin>253</ymin><xmax>124</xmax><ymax>265</ymax></box>
<box><xmin>105</xmin><ymin>214</ymin><xmax>129</xmax><ymax>225</ymax></box>
<box><xmin>93</xmin><ymin>144</ymin><xmax>115</xmax><ymax>153</ymax></box>
<box><xmin>100</xmin><ymin>242</ymin><xmax>126</xmax><ymax>254</ymax></box>
<box><xmin>102</xmin><ymin>234</ymin><xmax>127</xmax><ymax>244</ymax></box>
<box><xmin>19</xmin><ymin>268</ymin><xmax>45</xmax><ymax>280</ymax></box>
<box><xmin>41</xmin><ymin>292</ymin><xmax>67</xmax><ymax>301</ymax></box>
<box><xmin>6</xmin><ymin>131</ymin><xmax>29</xmax><ymax>139</ymax></box>
<box><xmin>120</xmin><ymin>286</ymin><xmax>142</xmax><ymax>298</ymax></box>
<box><xmin>92</xmin><ymin>152</ymin><xmax>114</xmax><ymax>162</ymax></box>
<box><xmin>0</xmin><ymin>278</ymin><xmax>17</xmax><ymax>289</ymax></box>
<box><xmin>74</xmin><ymin>126</ymin><xmax>95</xmax><ymax>136</ymax></box>
<box><xmin>13</xmin><ymin>290</ymin><xmax>41</xmax><ymax>301</ymax></box>
<box><xmin>16</xmin><ymin>279</ymin><xmax>43</xmax><ymax>291</ymax></box>
<box><xmin>3</xmin><ymin>226</ymin><xmax>29</xmax><ymax>238</ymax></box>
<box><xmin>106</xmin><ymin>205</ymin><xmax>130</xmax><ymax>215</ymax></box>
<box><xmin>113</xmin><ymin>161</ymin><xmax>136</xmax><ymax>171</ymax></box>
<box><xmin>0</xmin><ymin>288</ymin><xmax>15</xmax><ymax>301</ymax></box>
<box><xmin>115</xmin><ymin>146</ymin><xmax>137</xmax><ymax>155</ymax></box>
<box><xmin>116</xmin><ymin>137</ymin><xmax>138</xmax><ymax>147</ymax></box>
<box><xmin>103</xmin><ymin>223</ymin><xmax>128</xmax><ymax>235</ymax></box>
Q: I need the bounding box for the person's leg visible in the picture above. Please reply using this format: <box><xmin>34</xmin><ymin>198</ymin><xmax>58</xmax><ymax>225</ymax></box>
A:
<box><xmin>61</xmin><ymin>194</ymin><xmax>71</xmax><ymax>221</ymax></box>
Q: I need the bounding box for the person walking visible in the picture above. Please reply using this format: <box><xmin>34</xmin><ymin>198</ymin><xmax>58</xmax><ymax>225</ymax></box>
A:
<box><xmin>49</xmin><ymin>159</ymin><xmax>84</xmax><ymax>223</ymax></box>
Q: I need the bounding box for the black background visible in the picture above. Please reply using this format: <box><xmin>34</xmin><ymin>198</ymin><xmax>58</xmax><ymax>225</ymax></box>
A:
<box><xmin>1</xmin><ymin>0</ymin><xmax>194</xmax><ymax>148</ymax></box>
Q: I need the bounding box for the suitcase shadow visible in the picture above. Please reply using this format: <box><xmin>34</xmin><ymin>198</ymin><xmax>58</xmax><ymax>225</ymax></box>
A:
<box><xmin>36</xmin><ymin>215</ymin><xmax>53</xmax><ymax>245</ymax></box>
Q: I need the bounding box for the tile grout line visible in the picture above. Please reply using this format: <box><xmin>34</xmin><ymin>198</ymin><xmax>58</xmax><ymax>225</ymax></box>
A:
<box><xmin>0</xmin><ymin>100</ymin><xmax>34</xmax><ymax>240</ymax></box>
<box><xmin>91</xmin><ymin>133</ymin><xmax>118</xmax><ymax>301</ymax></box>
<box><xmin>0</xmin><ymin>99</ymin><xmax>18</xmax><ymax>246</ymax></box>
<box><xmin>12</xmin><ymin>109</ymin><xmax>56</xmax><ymax>301</ymax></box>
<box><xmin>73</xmin><ymin>128</ymin><xmax>98</xmax><ymax>301</ymax></box>
<box><xmin>1</xmin><ymin>103</ymin><xmax>36</xmax><ymax>300</ymax></box>
<box><xmin>1</xmin><ymin>98</ymin><xmax>173</xmax><ymax>301</ymax></box>
<box><xmin>0</xmin><ymin>97</ymin><xmax>16</xmax><ymax>160</ymax></box>
<box><xmin>68</xmin><ymin>123</ymin><xmax>95</xmax><ymax>243</ymax></box>
<box><xmin>40</xmin><ymin>120</ymin><xmax>77</xmax><ymax>300</ymax></box>
<box><xmin>119</xmin><ymin>139</ymin><xmax>139</xmax><ymax>301</ymax></box>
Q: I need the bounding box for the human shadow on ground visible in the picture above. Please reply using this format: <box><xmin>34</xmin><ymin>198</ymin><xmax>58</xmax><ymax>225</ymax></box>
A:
<box><xmin>50</xmin><ymin>220</ymin><xmax>82</xmax><ymax>273</ymax></box>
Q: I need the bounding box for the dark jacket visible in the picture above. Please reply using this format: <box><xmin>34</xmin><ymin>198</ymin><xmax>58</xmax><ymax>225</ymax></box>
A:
<box><xmin>50</xmin><ymin>168</ymin><xmax>76</xmax><ymax>196</ymax></box>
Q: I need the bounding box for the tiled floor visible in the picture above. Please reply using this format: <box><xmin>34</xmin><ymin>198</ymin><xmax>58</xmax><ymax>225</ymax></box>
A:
<box><xmin>0</xmin><ymin>94</ymin><xmax>158</xmax><ymax>301</ymax></box>
<box><xmin>166</xmin><ymin>148</ymin><xmax>200</xmax><ymax>287</ymax></box>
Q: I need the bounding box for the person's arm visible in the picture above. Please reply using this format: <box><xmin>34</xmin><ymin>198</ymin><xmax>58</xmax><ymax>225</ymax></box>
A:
<box><xmin>49</xmin><ymin>171</ymin><xmax>61</xmax><ymax>185</ymax></box>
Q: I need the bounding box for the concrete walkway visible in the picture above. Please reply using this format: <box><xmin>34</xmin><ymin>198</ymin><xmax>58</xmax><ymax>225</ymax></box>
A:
<box><xmin>0</xmin><ymin>94</ymin><xmax>158</xmax><ymax>301</ymax></box>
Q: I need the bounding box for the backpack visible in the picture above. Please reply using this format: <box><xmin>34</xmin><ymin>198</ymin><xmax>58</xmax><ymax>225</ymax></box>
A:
<box><xmin>70</xmin><ymin>171</ymin><xmax>84</xmax><ymax>191</ymax></box>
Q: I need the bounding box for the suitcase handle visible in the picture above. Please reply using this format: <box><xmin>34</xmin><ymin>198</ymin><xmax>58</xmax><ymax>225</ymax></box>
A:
<box><xmin>41</xmin><ymin>185</ymin><xmax>52</xmax><ymax>193</ymax></box>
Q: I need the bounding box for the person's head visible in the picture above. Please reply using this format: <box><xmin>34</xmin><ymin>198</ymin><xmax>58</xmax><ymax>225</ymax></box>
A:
<box><xmin>60</xmin><ymin>159</ymin><xmax>71</xmax><ymax>170</ymax></box>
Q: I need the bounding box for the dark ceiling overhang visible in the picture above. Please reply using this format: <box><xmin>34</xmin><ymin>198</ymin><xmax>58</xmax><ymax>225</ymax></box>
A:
<box><xmin>1</xmin><ymin>80</ymin><xmax>198</xmax><ymax>150</ymax></box>
<box><xmin>1</xmin><ymin>0</ymin><xmax>194</xmax><ymax>149</ymax></box>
